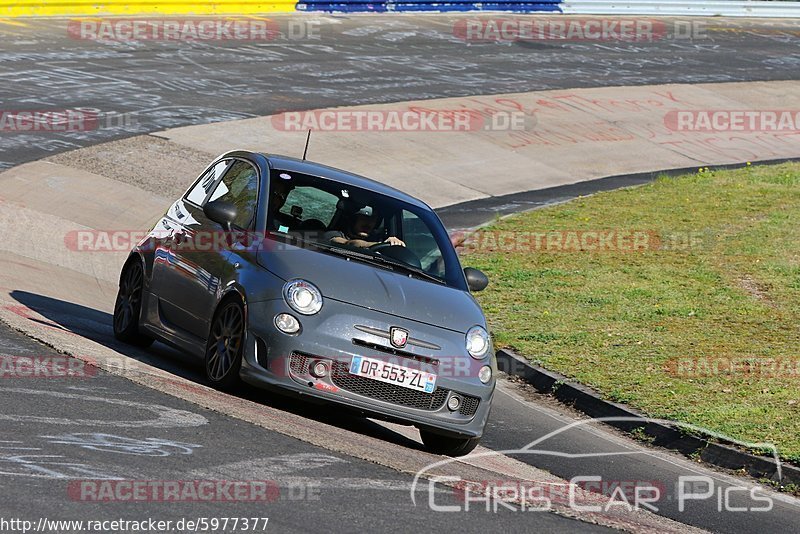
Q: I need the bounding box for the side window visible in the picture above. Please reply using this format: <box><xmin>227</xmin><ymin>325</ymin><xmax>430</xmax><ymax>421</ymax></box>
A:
<box><xmin>207</xmin><ymin>160</ymin><xmax>260</xmax><ymax>230</ymax></box>
<box><xmin>185</xmin><ymin>160</ymin><xmax>232</xmax><ymax>206</ymax></box>
<box><xmin>280</xmin><ymin>186</ymin><xmax>339</xmax><ymax>227</ymax></box>
<box><xmin>402</xmin><ymin>210</ymin><xmax>445</xmax><ymax>277</ymax></box>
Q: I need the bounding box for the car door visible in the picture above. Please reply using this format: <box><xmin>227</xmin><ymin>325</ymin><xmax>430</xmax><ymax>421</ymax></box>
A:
<box><xmin>150</xmin><ymin>158</ymin><xmax>234</xmax><ymax>339</ymax></box>
<box><xmin>150</xmin><ymin>159</ymin><xmax>230</xmax><ymax>307</ymax></box>
<box><xmin>160</xmin><ymin>158</ymin><xmax>261</xmax><ymax>340</ymax></box>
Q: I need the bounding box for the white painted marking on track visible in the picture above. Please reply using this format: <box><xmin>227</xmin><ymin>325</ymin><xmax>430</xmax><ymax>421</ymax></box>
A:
<box><xmin>0</xmin><ymin>387</ymin><xmax>207</xmax><ymax>428</ymax></box>
<box><xmin>0</xmin><ymin>445</ymin><xmax>121</xmax><ymax>480</ymax></box>
<box><xmin>42</xmin><ymin>433</ymin><xmax>202</xmax><ymax>457</ymax></box>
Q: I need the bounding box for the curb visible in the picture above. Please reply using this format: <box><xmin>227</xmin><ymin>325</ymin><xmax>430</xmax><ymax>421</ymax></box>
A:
<box><xmin>496</xmin><ymin>348</ymin><xmax>800</xmax><ymax>486</ymax></box>
<box><xmin>437</xmin><ymin>157</ymin><xmax>800</xmax><ymax>231</ymax></box>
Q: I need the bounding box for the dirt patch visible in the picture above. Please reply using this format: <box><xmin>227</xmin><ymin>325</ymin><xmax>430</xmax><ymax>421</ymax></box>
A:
<box><xmin>46</xmin><ymin>135</ymin><xmax>215</xmax><ymax>199</ymax></box>
<box><xmin>738</xmin><ymin>275</ymin><xmax>777</xmax><ymax>308</ymax></box>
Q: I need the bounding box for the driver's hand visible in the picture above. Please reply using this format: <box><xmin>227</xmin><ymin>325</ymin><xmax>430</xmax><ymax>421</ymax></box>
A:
<box><xmin>384</xmin><ymin>236</ymin><xmax>406</xmax><ymax>247</ymax></box>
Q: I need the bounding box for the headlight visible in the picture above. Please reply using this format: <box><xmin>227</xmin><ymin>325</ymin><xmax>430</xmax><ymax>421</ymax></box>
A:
<box><xmin>283</xmin><ymin>279</ymin><xmax>323</xmax><ymax>315</ymax></box>
<box><xmin>465</xmin><ymin>325</ymin><xmax>490</xmax><ymax>359</ymax></box>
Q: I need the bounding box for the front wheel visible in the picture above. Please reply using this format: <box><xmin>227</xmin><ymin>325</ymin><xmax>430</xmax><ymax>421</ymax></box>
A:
<box><xmin>113</xmin><ymin>260</ymin><xmax>154</xmax><ymax>347</ymax></box>
<box><xmin>205</xmin><ymin>299</ymin><xmax>245</xmax><ymax>391</ymax></box>
<box><xmin>420</xmin><ymin>430</ymin><xmax>480</xmax><ymax>456</ymax></box>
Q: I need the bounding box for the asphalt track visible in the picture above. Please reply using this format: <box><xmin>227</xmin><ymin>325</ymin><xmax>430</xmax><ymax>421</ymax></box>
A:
<box><xmin>2</xmin><ymin>13</ymin><xmax>800</xmax><ymax>533</ymax></box>
<box><xmin>0</xmin><ymin>321</ymin><xmax>615</xmax><ymax>533</ymax></box>
<box><xmin>1</xmin><ymin>15</ymin><xmax>800</xmax><ymax>167</ymax></box>
<box><xmin>4</xmin><ymin>289</ymin><xmax>800</xmax><ymax>532</ymax></box>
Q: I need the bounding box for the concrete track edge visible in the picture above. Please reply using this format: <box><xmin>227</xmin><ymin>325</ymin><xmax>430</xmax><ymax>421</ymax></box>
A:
<box><xmin>2</xmin><ymin>79</ymin><xmax>800</xmax><ymax>525</ymax></box>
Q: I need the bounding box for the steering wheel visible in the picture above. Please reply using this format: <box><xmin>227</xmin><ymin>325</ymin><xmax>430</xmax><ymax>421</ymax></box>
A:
<box><xmin>368</xmin><ymin>241</ymin><xmax>395</xmax><ymax>253</ymax></box>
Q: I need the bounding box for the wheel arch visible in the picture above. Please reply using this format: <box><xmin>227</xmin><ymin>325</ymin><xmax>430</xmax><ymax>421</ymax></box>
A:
<box><xmin>214</xmin><ymin>284</ymin><xmax>249</xmax><ymax>329</ymax></box>
<box><xmin>117</xmin><ymin>250</ymin><xmax>147</xmax><ymax>283</ymax></box>
<box><xmin>119</xmin><ymin>251</ymin><xmax>146</xmax><ymax>286</ymax></box>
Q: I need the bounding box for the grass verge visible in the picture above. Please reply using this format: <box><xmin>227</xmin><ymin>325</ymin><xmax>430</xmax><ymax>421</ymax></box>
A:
<box><xmin>460</xmin><ymin>162</ymin><xmax>800</xmax><ymax>461</ymax></box>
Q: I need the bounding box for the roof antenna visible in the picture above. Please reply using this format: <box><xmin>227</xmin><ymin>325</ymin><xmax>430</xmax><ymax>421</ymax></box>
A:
<box><xmin>302</xmin><ymin>129</ymin><xmax>312</xmax><ymax>160</ymax></box>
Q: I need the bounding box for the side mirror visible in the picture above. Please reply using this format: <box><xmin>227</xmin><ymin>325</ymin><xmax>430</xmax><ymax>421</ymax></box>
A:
<box><xmin>204</xmin><ymin>200</ymin><xmax>237</xmax><ymax>232</ymax></box>
<box><xmin>464</xmin><ymin>267</ymin><xmax>489</xmax><ymax>292</ymax></box>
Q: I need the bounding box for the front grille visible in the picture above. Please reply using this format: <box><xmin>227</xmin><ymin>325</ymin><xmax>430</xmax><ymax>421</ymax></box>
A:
<box><xmin>459</xmin><ymin>395</ymin><xmax>481</xmax><ymax>417</ymax></box>
<box><xmin>331</xmin><ymin>361</ymin><xmax>448</xmax><ymax>411</ymax></box>
<box><xmin>290</xmin><ymin>353</ymin><xmax>310</xmax><ymax>375</ymax></box>
<box><xmin>291</xmin><ymin>353</ymin><xmax>481</xmax><ymax>417</ymax></box>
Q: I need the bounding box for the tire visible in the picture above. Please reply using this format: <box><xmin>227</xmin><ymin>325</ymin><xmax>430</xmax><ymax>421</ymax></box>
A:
<box><xmin>205</xmin><ymin>298</ymin><xmax>245</xmax><ymax>391</ymax></box>
<box><xmin>420</xmin><ymin>430</ymin><xmax>480</xmax><ymax>456</ymax></box>
<box><xmin>113</xmin><ymin>260</ymin><xmax>154</xmax><ymax>347</ymax></box>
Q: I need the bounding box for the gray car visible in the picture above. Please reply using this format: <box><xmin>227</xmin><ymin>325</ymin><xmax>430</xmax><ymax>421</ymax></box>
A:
<box><xmin>113</xmin><ymin>150</ymin><xmax>494</xmax><ymax>455</ymax></box>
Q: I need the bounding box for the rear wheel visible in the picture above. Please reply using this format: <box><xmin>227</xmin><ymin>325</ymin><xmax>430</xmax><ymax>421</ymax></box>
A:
<box><xmin>113</xmin><ymin>260</ymin><xmax>154</xmax><ymax>347</ymax></box>
<box><xmin>420</xmin><ymin>430</ymin><xmax>480</xmax><ymax>456</ymax></box>
<box><xmin>205</xmin><ymin>299</ymin><xmax>245</xmax><ymax>391</ymax></box>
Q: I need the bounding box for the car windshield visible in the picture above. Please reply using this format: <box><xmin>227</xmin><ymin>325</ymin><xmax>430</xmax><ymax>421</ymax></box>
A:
<box><xmin>266</xmin><ymin>169</ymin><xmax>466</xmax><ymax>290</ymax></box>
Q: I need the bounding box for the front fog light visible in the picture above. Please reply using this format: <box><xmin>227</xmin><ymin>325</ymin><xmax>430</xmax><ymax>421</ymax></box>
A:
<box><xmin>310</xmin><ymin>360</ymin><xmax>328</xmax><ymax>378</ymax></box>
<box><xmin>479</xmin><ymin>365</ymin><xmax>492</xmax><ymax>384</ymax></box>
<box><xmin>447</xmin><ymin>395</ymin><xmax>462</xmax><ymax>411</ymax></box>
<box><xmin>274</xmin><ymin>313</ymin><xmax>300</xmax><ymax>334</ymax></box>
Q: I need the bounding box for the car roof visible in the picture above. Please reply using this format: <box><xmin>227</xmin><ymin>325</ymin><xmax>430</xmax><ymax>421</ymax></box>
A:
<box><xmin>260</xmin><ymin>152</ymin><xmax>432</xmax><ymax>212</ymax></box>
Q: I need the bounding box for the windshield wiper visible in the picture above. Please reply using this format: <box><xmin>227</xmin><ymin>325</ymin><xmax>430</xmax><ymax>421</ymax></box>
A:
<box><xmin>311</xmin><ymin>240</ymin><xmax>444</xmax><ymax>283</ymax></box>
<box><xmin>367</xmin><ymin>254</ymin><xmax>446</xmax><ymax>285</ymax></box>
<box><xmin>301</xmin><ymin>239</ymin><xmax>407</xmax><ymax>270</ymax></box>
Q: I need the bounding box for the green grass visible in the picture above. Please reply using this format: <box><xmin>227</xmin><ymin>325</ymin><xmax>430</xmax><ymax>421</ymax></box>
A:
<box><xmin>462</xmin><ymin>162</ymin><xmax>800</xmax><ymax>461</ymax></box>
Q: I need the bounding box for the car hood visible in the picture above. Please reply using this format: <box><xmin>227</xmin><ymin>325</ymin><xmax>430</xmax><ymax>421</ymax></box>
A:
<box><xmin>258</xmin><ymin>245</ymin><xmax>485</xmax><ymax>332</ymax></box>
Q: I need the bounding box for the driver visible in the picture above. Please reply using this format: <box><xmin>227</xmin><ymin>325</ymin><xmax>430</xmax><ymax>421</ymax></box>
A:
<box><xmin>326</xmin><ymin>205</ymin><xmax>405</xmax><ymax>249</ymax></box>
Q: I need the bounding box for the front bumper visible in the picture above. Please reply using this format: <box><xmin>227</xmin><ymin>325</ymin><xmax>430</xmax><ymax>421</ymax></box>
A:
<box><xmin>239</xmin><ymin>298</ymin><xmax>495</xmax><ymax>438</ymax></box>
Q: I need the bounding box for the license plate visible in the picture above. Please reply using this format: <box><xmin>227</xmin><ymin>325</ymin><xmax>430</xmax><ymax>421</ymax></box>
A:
<box><xmin>349</xmin><ymin>355</ymin><xmax>436</xmax><ymax>393</ymax></box>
